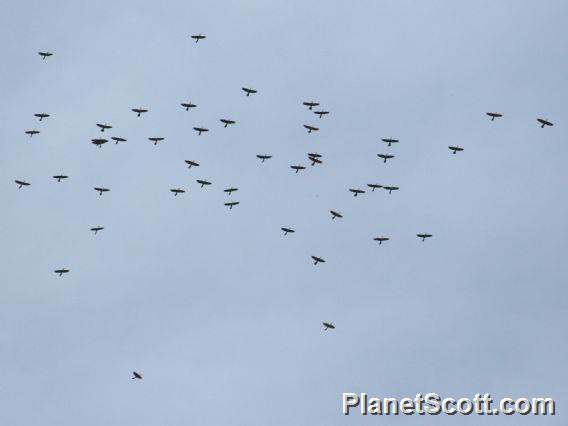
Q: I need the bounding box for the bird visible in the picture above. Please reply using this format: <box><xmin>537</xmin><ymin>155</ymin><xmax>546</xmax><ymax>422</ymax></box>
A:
<box><xmin>486</xmin><ymin>112</ymin><xmax>502</xmax><ymax>121</ymax></box>
<box><xmin>181</xmin><ymin>102</ymin><xmax>197</xmax><ymax>111</ymax></box>
<box><xmin>323</xmin><ymin>322</ymin><xmax>335</xmax><ymax>330</ymax></box>
<box><xmin>312</xmin><ymin>256</ymin><xmax>325</xmax><ymax>265</ymax></box>
<box><xmin>131</xmin><ymin>107</ymin><xmax>148</xmax><ymax>117</ymax></box>
<box><xmin>220</xmin><ymin>119</ymin><xmax>236</xmax><ymax>128</ymax></box>
<box><xmin>242</xmin><ymin>87</ymin><xmax>257</xmax><ymax>96</ymax></box>
<box><xmin>373</xmin><ymin>236</ymin><xmax>389</xmax><ymax>245</ymax></box>
<box><xmin>15</xmin><ymin>180</ymin><xmax>30</xmax><ymax>189</ymax></box>
<box><xmin>281</xmin><ymin>227</ymin><xmax>295</xmax><ymax>235</ymax></box>
<box><xmin>537</xmin><ymin>118</ymin><xmax>553</xmax><ymax>128</ymax></box>
<box><xmin>34</xmin><ymin>113</ymin><xmax>50</xmax><ymax>121</ymax></box>
<box><xmin>53</xmin><ymin>175</ymin><xmax>68</xmax><ymax>182</ymax></box>
<box><xmin>191</xmin><ymin>34</ymin><xmax>206</xmax><ymax>43</ymax></box>
<box><xmin>90</xmin><ymin>226</ymin><xmax>104</xmax><ymax>235</ymax></box>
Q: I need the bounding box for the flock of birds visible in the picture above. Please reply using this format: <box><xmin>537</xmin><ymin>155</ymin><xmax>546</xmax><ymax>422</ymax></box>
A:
<box><xmin>23</xmin><ymin>40</ymin><xmax>556</xmax><ymax>380</ymax></box>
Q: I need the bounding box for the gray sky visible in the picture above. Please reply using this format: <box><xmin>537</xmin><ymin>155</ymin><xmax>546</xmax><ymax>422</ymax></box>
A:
<box><xmin>1</xmin><ymin>1</ymin><xmax>567</xmax><ymax>424</ymax></box>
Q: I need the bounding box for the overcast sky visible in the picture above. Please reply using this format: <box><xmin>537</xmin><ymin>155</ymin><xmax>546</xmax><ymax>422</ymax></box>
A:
<box><xmin>1</xmin><ymin>1</ymin><xmax>567</xmax><ymax>425</ymax></box>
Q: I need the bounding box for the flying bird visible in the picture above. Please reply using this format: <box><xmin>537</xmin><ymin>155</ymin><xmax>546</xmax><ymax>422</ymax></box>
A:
<box><xmin>53</xmin><ymin>175</ymin><xmax>68</xmax><ymax>182</ymax></box>
<box><xmin>91</xmin><ymin>138</ymin><xmax>108</xmax><ymax>147</ymax></box>
<box><xmin>225</xmin><ymin>201</ymin><xmax>240</xmax><ymax>210</ymax></box>
<box><xmin>191</xmin><ymin>34</ymin><xmax>206</xmax><ymax>43</ymax></box>
<box><xmin>448</xmin><ymin>146</ymin><xmax>464</xmax><ymax>154</ymax></box>
<box><xmin>417</xmin><ymin>233</ymin><xmax>433</xmax><ymax>241</ymax></box>
<box><xmin>196</xmin><ymin>179</ymin><xmax>211</xmax><ymax>188</ymax></box>
<box><xmin>314</xmin><ymin>110</ymin><xmax>329</xmax><ymax>118</ymax></box>
<box><xmin>330</xmin><ymin>210</ymin><xmax>343</xmax><ymax>220</ymax></box>
<box><xmin>290</xmin><ymin>165</ymin><xmax>306</xmax><ymax>173</ymax></box>
<box><xmin>38</xmin><ymin>51</ymin><xmax>53</xmax><ymax>60</ymax></box>
<box><xmin>90</xmin><ymin>226</ymin><xmax>104</xmax><ymax>235</ymax></box>
<box><xmin>94</xmin><ymin>187</ymin><xmax>110</xmax><ymax>196</ymax></box>
<box><xmin>486</xmin><ymin>112</ymin><xmax>502</xmax><ymax>121</ymax></box>
<box><xmin>111</xmin><ymin>136</ymin><xmax>127</xmax><ymax>144</ymax></box>
<box><xmin>323</xmin><ymin>322</ymin><xmax>335</xmax><ymax>330</ymax></box>
<box><xmin>224</xmin><ymin>187</ymin><xmax>238</xmax><ymax>195</ymax></box>
<box><xmin>34</xmin><ymin>113</ymin><xmax>50</xmax><ymax>121</ymax></box>
<box><xmin>374</xmin><ymin>236</ymin><xmax>389</xmax><ymax>245</ymax></box>
<box><xmin>367</xmin><ymin>183</ymin><xmax>382</xmax><ymax>192</ymax></box>
<box><xmin>381</xmin><ymin>138</ymin><xmax>399</xmax><ymax>146</ymax></box>
<box><xmin>170</xmin><ymin>188</ymin><xmax>185</xmax><ymax>196</ymax></box>
<box><xmin>96</xmin><ymin>123</ymin><xmax>112</xmax><ymax>132</ymax></box>
<box><xmin>537</xmin><ymin>118</ymin><xmax>553</xmax><ymax>128</ymax></box>
<box><xmin>132</xmin><ymin>371</ymin><xmax>143</xmax><ymax>380</ymax></box>
<box><xmin>54</xmin><ymin>268</ymin><xmax>69</xmax><ymax>276</ymax></box>
<box><xmin>132</xmin><ymin>108</ymin><xmax>148</xmax><ymax>117</ymax></box>
<box><xmin>256</xmin><ymin>154</ymin><xmax>272</xmax><ymax>163</ymax></box>
<box><xmin>25</xmin><ymin>130</ymin><xmax>40</xmax><ymax>137</ymax></box>
<box><xmin>148</xmin><ymin>137</ymin><xmax>164</xmax><ymax>145</ymax></box>
<box><xmin>308</xmin><ymin>156</ymin><xmax>322</xmax><ymax>166</ymax></box>
<box><xmin>312</xmin><ymin>256</ymin><xmax>326</xmax><ymax>265</ymax></box>
<box><xmin>193</xmin><ymin>126</ymin><xmax>209</xmax><ymax>135</ymax></box>
<box><xmin>377</xmin><ymin>153</ymin><xmax>394</xmax><ymax>163</ymax></box>
<box><xmin>303</xmin><ymin>124</ymin><xmax>319</xmax><ymax>133</ymax></box>
<box><xmin>383</xmin><ymin>185</ymin><xmax>399</xmax><ymax>194</ymax></box>
<box><xmin>349</xmin><ymin>188</ymin><xmax>365</xmax><ymax>197</ymax></box>
<box><xmin>15</xmin><ymin>180</ymin><xmax>30</xmax><ymax>188</ymax></box>
<box><xmin>242</xmin><ymin>87</ymin><xmax>257</xmax><ymax>96</ymax></box>
<box><xmin>303</xmin><ymin>101</ymin><xmax>319</xmax><ymax>110</ymax></box>
<box><xmin>281</xmin><ymin>227</ymin><xmax>295</xmax><ymax>235</ymax></box>
<box><xmin>181</xmin><ymin>102</ymin><xmax>197</xmax><ymax>111</ymax></box>
<box><xmin>185</xmin><ymin>160</ymin><xmax>200</xmax><ymax>169</ymax></box>
<box><xmin>220</xmin><ymin>119</ymin><xmax>236</xmax><ymax>128</ymax></box>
